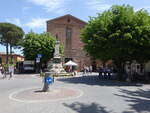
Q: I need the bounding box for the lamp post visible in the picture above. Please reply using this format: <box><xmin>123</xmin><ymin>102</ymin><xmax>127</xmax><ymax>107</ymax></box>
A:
<box><xmin>0</xmin><ymin>34</ymin><xmax>2</xmax><ymax>38</ymax></box>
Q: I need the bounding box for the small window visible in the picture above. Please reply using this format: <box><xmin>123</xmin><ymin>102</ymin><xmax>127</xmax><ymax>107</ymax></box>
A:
<box><xmin>67</xmin><ymin>18</ymin><xmax>70</xmax><ymax>23</ymax></box>
<box><xmin>55</xmin><ymin>34</ymin><xmax>58</xmax><ymax>40</ymax></box>
<box><xmin>66</xmin><ymin>28</ymin><xmax>72</xmax><ymax>39</ymax></box>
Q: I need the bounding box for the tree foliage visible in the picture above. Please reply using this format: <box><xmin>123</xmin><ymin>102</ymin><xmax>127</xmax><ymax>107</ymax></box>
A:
<box><xmin>81</xmin><ymin>5</ymin><xmax>150</xmax><ymax>65</ymax></box>
<box><xmin>0</xmin><ymin>22</ymin><xmax>24</xmax><ymax>46</ymax></box>
<box><xmin>0</xmin><ymin>22</ymin><xmax>24</xmax><ymax>64</ymax></box>
<box><xmin>21</xmin><ymin>32</ymin><xmax>63</xmax><ymax>63</ymax></box>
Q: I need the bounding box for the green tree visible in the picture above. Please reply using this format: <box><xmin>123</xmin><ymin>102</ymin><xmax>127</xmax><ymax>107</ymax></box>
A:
<box><xmin>81</xmin><ymin>5</ymin><xmax>150</xmax><ymax>80</ymax></box>
<box><xmin>21</xmin><ymin>32</ymin><xmax>63</xmax><ymax>65</ymax></box>
<box><xmin>0</xmin><ymin>22</ymin><xmax>24</xmax><ymax>64</ymax></box>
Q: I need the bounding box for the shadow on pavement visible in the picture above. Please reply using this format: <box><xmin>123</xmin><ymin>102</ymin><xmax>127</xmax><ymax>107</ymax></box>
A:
<box><xmin>57</xmin><ymin>75</ymin><xmax>142</xmax><ymax>87</ymax></box>
<box><xmin>34</xmin><ymin>90</ymin><xmax>44</xmax><ymax>93</ymax></box>
<box><xmin>63</xmin><ymin>102</ymin><xmax>112</xmax><ymax>113</ymax></box>
<box><xmin>115</xmin><ymin>88</ymin><xmax>150</xmax><ymax>113</ymax></box>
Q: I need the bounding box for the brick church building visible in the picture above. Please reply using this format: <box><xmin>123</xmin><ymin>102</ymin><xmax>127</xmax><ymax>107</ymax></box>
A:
<box><xmin>47</xmin><ymin>14</ymin><xmax>92</xmax><ymax>70</ymax></box>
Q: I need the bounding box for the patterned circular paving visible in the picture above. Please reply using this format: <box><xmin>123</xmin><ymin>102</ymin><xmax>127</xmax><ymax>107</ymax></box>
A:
<box><xmin>9</xmin><ymin>87</ymin><xmax>83</xmax><ymax>103</ymax></box>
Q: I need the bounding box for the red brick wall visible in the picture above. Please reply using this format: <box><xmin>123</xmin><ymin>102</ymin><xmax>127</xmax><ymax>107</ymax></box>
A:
<box><xmin>47</xmin><ymin>15</ymin><xmax>92</xmax><ymax>70</ymax></box>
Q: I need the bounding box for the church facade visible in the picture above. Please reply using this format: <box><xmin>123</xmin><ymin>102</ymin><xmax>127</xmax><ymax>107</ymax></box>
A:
<box><xmin>47</xmin><ymin>14</ymin><xmax>91</xmax><ymax>70</ymax></box>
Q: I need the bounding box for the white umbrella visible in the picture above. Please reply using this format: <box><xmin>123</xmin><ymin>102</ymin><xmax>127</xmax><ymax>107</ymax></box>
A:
<box><xmin>64</xmin><ymin>60</ymin><xmax>78</xmax><ymax>66</ymax></box>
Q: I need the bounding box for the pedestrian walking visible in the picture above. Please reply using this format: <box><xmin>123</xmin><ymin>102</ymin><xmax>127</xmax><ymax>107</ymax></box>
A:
<box><xmin>86</xmin><ymin>66</ymin><xmax>89</xmax><ymax>75</ymax></box>
<box><xmin>106</xmin><ymin>67</ymin><xmax>111</xmax><ymax>79</ymax></box>
<box><xmin>83</xmin><ymin>65</ymin><xmax>87</xmax><ymax>76</ymax></box>
<box><xmin>3</xmin><ymin>66</ymin><xmax>7</xmax><ymax>79</ymax></box>
<box><xmin>9</xmin><ymin>65</ymin><xmax>14</xmax><ymax>79</ymax></box>
<box><xmin>0</xmin><ymin>64</ymin><xmax>2</xmax><ymax>78</ymax></box>
<box><xmin>98</xmin><ymin>67</ymin><xmax>104</xmax><ymax>79</ymax></box>
<box><xmin>89</xmin><ymin>65</ymin><xmax>92</xmax><ymax>73</ymax></box>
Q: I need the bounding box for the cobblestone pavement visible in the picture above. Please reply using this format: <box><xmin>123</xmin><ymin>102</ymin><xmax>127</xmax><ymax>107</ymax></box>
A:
<box><xmin>0</xmin><ymin>73</ymin><xmax>150</xmax><ymax>113</ymax></box>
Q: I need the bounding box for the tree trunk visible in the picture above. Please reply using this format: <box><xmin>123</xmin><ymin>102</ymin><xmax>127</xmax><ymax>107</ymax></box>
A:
<box><xmin>115</xmin><ymin>61</ymin><xmax>125</xmax><ymax>81</ymax></box>
<box><xmin>143</xmin><ymin>63</ymin><xmax>149</xmax><ymax>83</ymax></box>
<box><xmin>10</xmin><ymin>45</ymin><xmax>13</xmax><ymax>64</ymax></box>
<box><xmin>126</xmin><ymin>64</ymin><xmax>132</xmax><ymax>82</ymax></box>
<box><xmin>6</xmin><ymin>42</ymin><xmax>9</xmax><ymax>65</ymax></box>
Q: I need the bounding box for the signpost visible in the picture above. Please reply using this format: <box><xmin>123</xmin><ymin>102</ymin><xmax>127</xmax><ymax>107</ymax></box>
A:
<box><xmin>36</xmin><ymin>54</ymin><xmax>43</xmax><ymax>72</ymax></box>
<box><xmin>36</xmin><ymin>58</ymin><xmax>40</xmax><ymax>63</ymax></box>
<box><xmin>45</xmin><ymin>76</ymin><xmax>54</xmax><ymax>85</ymax></box>
<box><xmin>37</xmin><ymin>54</ymin><xmax>42</xmax><ymax>58</ymax></box>
<box><xmin>42</xmin><ymin>72</ymin><xmax>54</xmax><ymax>92</ymax></box>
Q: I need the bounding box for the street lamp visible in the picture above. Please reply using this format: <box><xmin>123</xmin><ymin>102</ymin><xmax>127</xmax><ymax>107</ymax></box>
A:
<box><xmin>0</xmin><ymin>34</ymin><xmax>2</xmax><ymax>38</ymax></box>
<box><xmin>0</xmin><ymin>34</ymin><xmax>3</xmax><ymax>43</ymax></box>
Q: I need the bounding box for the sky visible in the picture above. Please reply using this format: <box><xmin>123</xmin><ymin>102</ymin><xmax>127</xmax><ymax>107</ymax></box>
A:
<box><xmin>0</xmin><ymin>0</ymin><xmax>150</xmax><ymax>55</ymax></box>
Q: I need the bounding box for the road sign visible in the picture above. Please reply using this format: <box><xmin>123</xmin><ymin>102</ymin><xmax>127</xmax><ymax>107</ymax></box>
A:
<box><xmin>45</xmin><ymin>76</ymin><xmax>53</xmax><ymax>85</ymax></box>
<box><xmin>37</xmin><ymin>54</ymin><xmax>42</xmax><ymax>58</ymax></box>
<box><xmin>36</xmin><ymin>58</ymin><xmax>40</xmax><ymax>63</ymax></box>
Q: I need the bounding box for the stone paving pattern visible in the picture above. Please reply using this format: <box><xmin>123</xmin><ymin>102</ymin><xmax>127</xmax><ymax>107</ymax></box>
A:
<box><xmin>12</xmin><ymin>87</ymin><xmax>81</xmax><ymax>101</ymax></box>
<box><xmin>0</xmin><ymin>73</ymin><xmax>150</xmax><ymax>113</ymax></box>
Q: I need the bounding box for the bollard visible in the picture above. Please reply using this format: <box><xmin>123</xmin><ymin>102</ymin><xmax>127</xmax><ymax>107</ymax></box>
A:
<box><xmin>42</xmin><ymin>72</ymin><xmax>54</xmax><ymax>92</ymax></box>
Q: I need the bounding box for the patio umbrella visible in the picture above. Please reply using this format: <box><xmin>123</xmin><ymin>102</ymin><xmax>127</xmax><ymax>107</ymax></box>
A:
<box><xmin>64</xmin><ymin>60</ymin><xmax>78</xmax><ymax>66</ymax></box>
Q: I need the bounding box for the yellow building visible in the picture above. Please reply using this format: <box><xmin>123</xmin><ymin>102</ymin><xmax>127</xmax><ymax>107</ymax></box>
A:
<box><xmin>0</xmin><ymin>52</ymin><xmax>24</xmax><ymax>64</ymax></box>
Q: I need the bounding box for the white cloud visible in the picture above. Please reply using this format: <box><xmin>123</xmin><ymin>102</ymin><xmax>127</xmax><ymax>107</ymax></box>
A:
<box><xmin>5</xmin><ymin>18</ymin><xmax>22</xmax><ymax>26</ymax></box>
<box><xmin>25</xmin><ymin>18</ymin><xmax>48</xmax><ymax>29</ymax></box>
<box><xmin>135</xmin><ymin>6</ymin><xmax>150</xmax><ymax>12</ymax></box>
<box><xmin>144</xmin><ymin>6</ymin><xmax>150</xmax><ymax>9</ymax></box>
<box><xmin>27</xmin><ymin>0</ymin><xmax>71</xmax><ymax>14</ymax></box>
<box><xmin>86</xmin><ymin>0</ymin><xmax>111</xmax><ymax>11</ymax></box>
<box><xmin>22</xmin><ymin>6</ymin><xmax>31</xmax><ymax>14</ymax></box>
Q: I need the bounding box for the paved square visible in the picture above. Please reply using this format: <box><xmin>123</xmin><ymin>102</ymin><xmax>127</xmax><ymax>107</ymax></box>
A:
<box><xmin>0</xmin><ymin>73</ymin><xmax>150</xmax><ymax>113</ymax></box>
